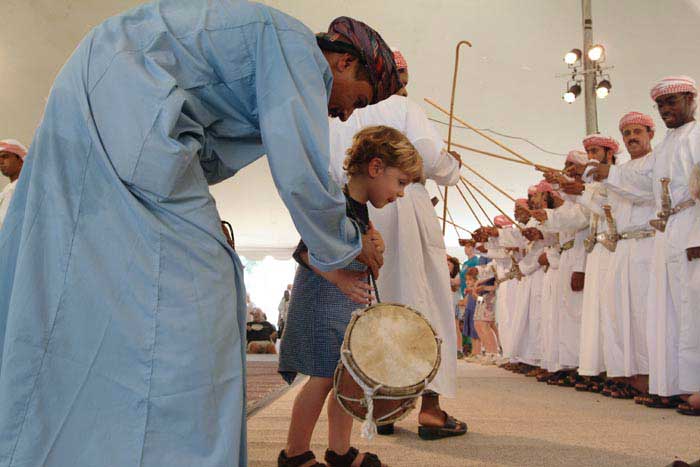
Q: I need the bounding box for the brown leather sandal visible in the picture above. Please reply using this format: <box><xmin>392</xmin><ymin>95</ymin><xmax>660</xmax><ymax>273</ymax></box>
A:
<box><xmin>278</xmin><ymin>450</ymin><xmax>326</xmax><ymax>467</ymax></box>
<box><xmin>324</xmin><ymin>447</ymin><xmax>385</xmax><ymax>467</ymax></box>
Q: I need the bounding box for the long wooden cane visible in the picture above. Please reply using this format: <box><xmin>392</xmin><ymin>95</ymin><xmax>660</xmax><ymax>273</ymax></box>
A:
<box><xmin>426</xmin><ymin>97</ymin><xmax>535</xmax><ymax>166</ymax></box>
<box><xmin>446</xmin><ymin>141</ymin><xmax>562</xmax><ymax>173</ymax></box>
<box><xmin>453</xmin><ymin>183</ymin><xmax>484</xmax><ymax>227</ymax></box>
<box><xmin>461</xmin><ymin>177</ymin><xmax>521</xmax><ymax>229</ymax></box>
<box><xmin>458</xmin><ymin>181</ymin><xmax>494</xmax><ymax>226</ymax></box>
<box><xmin>435</xmin><ymin>186</ymin><xmax>462</xmax><ymax>238</ymax></box>
<box><xmin>442</xmin><ymin>40</ymin><xmax>473</xmax><ymax>235</ymax></box>
<box><xmin>437</xmin><ymin>217</ymin><xmax>472</xmax><ymax>234</ymax></box>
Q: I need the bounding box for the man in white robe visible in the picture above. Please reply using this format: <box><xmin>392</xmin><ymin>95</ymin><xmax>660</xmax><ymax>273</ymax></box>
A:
<box><xmin>590</xmin><ymin>77</ymin><xmax>700</xmax><ymax>412</ymax></box>
<box><xmin>523</xmin><ymin>181</ymin><xmax>563</xmax><ymax>379</ymax></box>
<box><xmin>496</xmin><ymin>201</ymin><xmax>529</xmax><ymax>365</ymax></box>
<box><xmin>0</xmin><ymin>140</ymin><xmax>27</xmax><ymax>229</ymax></box>
<box><xmin>577</xmin><ymin>135</ymin><xmax>620</xmax><ymax>386</ymax></box>
<box><xmin>533</xmin><ymin>150</ymin><xmax>589</xmax><ymax>381</ymax></box>
<box><xmin>329</xmin><ymin>51</ymin><xmax>467</xmax><ymax>437</ymax></box>
<box><xmin>509</xmin><ymin>187</ymin><xmax>542</xmax><ymax>370</ymax></box>
<box><xmin>511</xmin><ymin>183</ymin><xmax>557</xmax><ymax>373</ymax></box>
<box><xmin>600</xmin><ymin>112</ymin><xmax>656</xmax><ymax>396</ymax></box>
<box><xmin>489</xmin><ymin>215</ymin><xmax>517</xmax><ymax>362</ymax></box>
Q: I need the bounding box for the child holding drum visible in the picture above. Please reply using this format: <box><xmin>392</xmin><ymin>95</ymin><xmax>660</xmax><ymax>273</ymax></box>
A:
<box><xmin>278</xmin><ymin>125</ymin><xmax>423</xmax><ymax>467</ymax></box>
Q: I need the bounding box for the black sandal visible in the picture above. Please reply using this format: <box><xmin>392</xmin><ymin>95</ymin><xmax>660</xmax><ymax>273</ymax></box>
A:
<box><xmin>644</xmin><ymin>395</ymin><xmax>683</xmax><ymax>409</ymax></box>
<box><xmin>634</xmin><ymin>393</ymin><xmax>652</xmax><ymax>405</ymax></box>
<box><xmin>324</xmin><ymin>447</ymin><xmax>384</xmax><ymax>467</ymax></box>
<box><xmin>574</xmin><ymin>377</ymin><xmax>591</xmax><ymax>392</ymax></box>
<box><xmin>418</xmin><ymin>411</ymin><xmax>468</xmax><ymax>440</ymax></box>
<box><xmin>588</xmin><ymin>377</ymin><xmax>606</xmax><ymax>393</ymax></box>
<box><xmin>600</xmin><ymin>380</ymin><xmax>616</xmax><ymax>397</ymax></box>
<box><xmin>536</xmin><ymin>371</ymin><xmax>552</xmax><ymax>382</ymax></box>
<box><xmin>559</xmin><ymin>373</ymin><xmax>580</xmax><ymax>388</ymax></box>
<box><xmin>278</xmin><ymin>450</ymin><xmax>326</xmax><ymax>467</ymax></box>
<box><xmin>676</xmin><ymin>403</ymin><xmax>700</xmax><ymax>416</ymax></box>
<box><xmin>610</xmin><ymin>382</ymin><xmax>639</xmax><ymax>399</ymax></box>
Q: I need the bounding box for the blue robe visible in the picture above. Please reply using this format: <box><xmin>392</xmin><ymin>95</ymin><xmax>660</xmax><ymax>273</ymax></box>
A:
<box><xmin>0</xmin><ymin>1</ymin><xmax>362</xmax><ymax>466</ymax></box>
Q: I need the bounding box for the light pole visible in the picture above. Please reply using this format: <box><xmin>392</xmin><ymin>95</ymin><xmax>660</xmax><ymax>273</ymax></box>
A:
<box><xmin>582</xmin><ymin>0</ymin><xmax>598</xmax><ymax>134</ymax></box>
<box><xmin>559</xmin><ymin>0</ymin><xmax>614</xmax><ymax>134</ymax></box>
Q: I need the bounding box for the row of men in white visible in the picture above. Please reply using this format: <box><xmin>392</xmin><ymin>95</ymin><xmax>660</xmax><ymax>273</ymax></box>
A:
<box><xmin>474</xmin><ymin>75</ymin><xmax>700</xmax><ymax>405</ymax></box>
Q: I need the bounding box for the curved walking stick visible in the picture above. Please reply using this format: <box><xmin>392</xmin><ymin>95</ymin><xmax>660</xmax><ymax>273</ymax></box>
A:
<box><xmin>442</xmin><ymin>40</ymin><xmax>473</xmax><ymax>235</ymax></box>
<box><xmin>221</xmin><ymin>220</ymin><xmax>235</xmax><ymax>250</ymax></box>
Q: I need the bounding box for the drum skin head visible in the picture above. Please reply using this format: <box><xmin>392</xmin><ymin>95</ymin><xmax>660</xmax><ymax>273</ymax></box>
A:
<box><xmin>348</xmin><ymin>303</ymin><xmax>438</xmax><ymax>388</ymax></box>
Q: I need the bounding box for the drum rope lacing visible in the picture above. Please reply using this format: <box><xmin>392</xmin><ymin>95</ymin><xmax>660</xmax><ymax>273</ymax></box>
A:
<box><xmin>341</xmin><ymin>301</ymin><xmax>434</xmax><ymax>440</ymax></box>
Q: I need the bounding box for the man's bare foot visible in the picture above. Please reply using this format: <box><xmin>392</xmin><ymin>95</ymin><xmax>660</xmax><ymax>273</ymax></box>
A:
<box><xmin>418</xmin><ymin>409</ymin><xmax>447</xmax><ymax>428</ymax></box>
<box><xmin>688</xmin><ymin>393</ymin><xmax>700</xmax><ymax>409</ymax></box>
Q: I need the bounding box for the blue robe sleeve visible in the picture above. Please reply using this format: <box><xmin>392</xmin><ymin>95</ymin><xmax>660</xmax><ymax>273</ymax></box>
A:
<box><xmin>254</xmin><ymin>26</ymin><xmax>361</xmax><ymax>271</ymax></box>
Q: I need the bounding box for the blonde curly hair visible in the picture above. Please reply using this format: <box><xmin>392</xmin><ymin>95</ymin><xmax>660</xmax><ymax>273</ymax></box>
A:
<box><xmin>343</xmin><ymin>125</ymin><xmax>423</xmax><ymax>182</ymax></box>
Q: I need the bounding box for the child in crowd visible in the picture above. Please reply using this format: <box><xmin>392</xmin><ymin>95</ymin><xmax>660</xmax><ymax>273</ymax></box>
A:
<box><xmin>471</xmin><ymin>266</ymin><xmax>499</xmax><ymax>365</ymax></box>
<box><xmin>463</xmin><ymin>271</ymin><xmax>481</xmax><ymax>360</ymax></box>
<box><xmin>278</xmin><ymin>125</ymin><xmax>423</xmax><ymax>467</ymax></box>
<box><xmin>447</xmin><ymin>256</ymin><xmax>464</xmax><ymax>359</ymax></box>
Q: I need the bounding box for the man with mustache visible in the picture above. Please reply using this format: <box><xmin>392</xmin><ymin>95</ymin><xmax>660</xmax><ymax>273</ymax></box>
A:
<box><xmin>572</xmin><ymin>135</ymin><xmax>619</xmax><ymax>393</ymax></box>
<box><xmin>590</xmin><ymin>77</ymin><xmax>700</xmax><ymax>414</ymax></box>
<box><xmin>598</xmin><ymin>112</ymin><xmax>657</xmax><ymax>400</ymax></box>
<box><xmin>0</xmin><ymin>3</ymin><xmax>402</xmax><ymax>465</ymax></box>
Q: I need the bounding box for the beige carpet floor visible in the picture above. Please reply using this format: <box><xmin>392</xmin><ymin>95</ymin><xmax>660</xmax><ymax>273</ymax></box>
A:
<box><xmin>247</xmin><ymin>362</ymin><xmax>699</xmax><ymax>467</ymax></box>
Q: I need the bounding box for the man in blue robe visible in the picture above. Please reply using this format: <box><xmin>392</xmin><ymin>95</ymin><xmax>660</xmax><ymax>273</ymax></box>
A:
<box><xmin>0</xmin><ymin>2</ymin><xmax>401</xmax><ymax>466</ymax></box>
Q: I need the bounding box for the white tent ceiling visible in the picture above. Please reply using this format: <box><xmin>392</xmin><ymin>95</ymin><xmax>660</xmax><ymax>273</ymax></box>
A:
<box><xmin>3</xmin><ymin>0</ymin><xmax>700</xmax><ymax>258</ymax></box>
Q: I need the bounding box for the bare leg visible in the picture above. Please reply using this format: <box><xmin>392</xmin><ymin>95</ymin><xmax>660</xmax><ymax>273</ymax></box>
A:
<box><xmin>476</xmin><ymin>321</ymin><xmax>498</xmax><ymax>353</ymax></box>
<box><xmin>471</xmin><ymin>338</ymin><xmax>481</xmax><ymax>356</ymax></box>
<box><xmin>629</xmin><ymin>374</ymin><xmax>649</xmax><ymax>393</ymax></box>
<box><xmin>285</xmin><ymin>377</ymin><xmax>333</xmax><ymax>462</ymax></box>
<box><xmin>489</xmin><ymin>321</ymin><xmax>501</xmax><ymax>351</ymax></box>
<box><xmin>454</xmin><ymin>319</ymin><xmax>463</xmax><ymax>353</ymax></box>
<box><xmin>327</xmin><ymin>390</ymin><xmax>353</xmax><ymax>456</ymax></box>
<box><xmin>418</xmin><ymin>392</ymin><xmax>446</xmax><ymax>427</ymax></box>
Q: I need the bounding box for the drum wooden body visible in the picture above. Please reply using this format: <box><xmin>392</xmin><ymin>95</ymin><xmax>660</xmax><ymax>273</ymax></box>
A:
<box><xmin>334</xmin><ymin>303</ymin><xmax>441</xmax><ymax>426</ymax></box>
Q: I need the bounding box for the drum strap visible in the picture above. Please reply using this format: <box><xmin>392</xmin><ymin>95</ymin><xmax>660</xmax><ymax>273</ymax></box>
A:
<box><xmin>368</xmin><ymin>272</ymin><xmax>381</xmax><ymax>304</ymax></box>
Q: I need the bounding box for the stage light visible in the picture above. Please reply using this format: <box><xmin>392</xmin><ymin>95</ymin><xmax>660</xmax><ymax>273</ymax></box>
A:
<box><xmin>563</xmin><ymin>83</ymin><xmax>581</xmax><ymax>103</ymax></box>
<box><xmin>564</xmin><ymin>49</ymin><xmax>582</xmax><ymax>65</ymax></box>
<box><xmin>588</xmin><ymin>44</ymin><xmax>605</xmax><ymax>62</ymax></box>
<box><xmin>596</xmin><ymin>79</ymin><xmax>612</xmax><ymax>99</ymax></box>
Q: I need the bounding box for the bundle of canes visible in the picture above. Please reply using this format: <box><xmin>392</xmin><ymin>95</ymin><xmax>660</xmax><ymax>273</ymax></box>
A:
<box><xmin>447</xmin><ymin>151</ymin><xmax>524</xmax><ymax>231</ymax></box>
<box><xmin>444</xmin><ymin>149</ymin><xmax>520</xmax><ymax>231</ymax></box>
<box><xmin>435</xmin><ymin>184</ymin><xmax>471</xmax><ymax>239</ymax></box>
<box><xmin>460</xmin><ymin>176</ymin><xmax>523</xmax><ymax>231</ymax></box>
<box><xmin>426</xmin><ymin>97</ymin><xmax>567</xmax><ymax>176</ymax></box>
<box><xmin>445</xmin><ymin>141</ymin><xmax>562</xmax><ymax>174</ymax></box>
